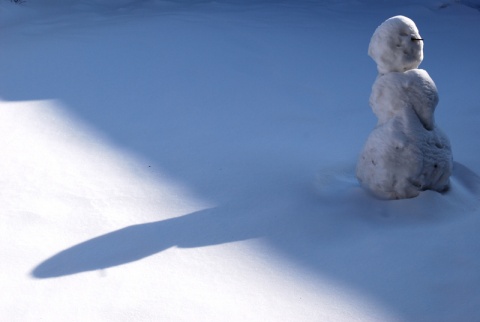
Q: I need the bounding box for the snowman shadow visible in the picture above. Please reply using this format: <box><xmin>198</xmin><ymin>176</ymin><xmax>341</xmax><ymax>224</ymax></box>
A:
<box><xmin>450</xmin><ymin>161</ymin><xmax>480</xmax><ymax>194</ymax></box>
<box><xmin>31</xmin><ymin>204</ymin><xmax>267</xmax><ymax>278</ymax></box>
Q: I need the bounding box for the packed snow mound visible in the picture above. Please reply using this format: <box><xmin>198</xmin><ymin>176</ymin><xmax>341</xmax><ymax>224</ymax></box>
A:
<box><xmin>368</xmin><ymin>16</ymin><xmax>424</xmax><ymax>75</ymax></box>
<box><xmin>357</xmin><ymin>16</ymin><xmax>453</xmax><ymax>199</ymax></box>
<box><xmin>356</xmin><ymin>114</ymin><xmax>452</xmax><ymax>199</ymax></box>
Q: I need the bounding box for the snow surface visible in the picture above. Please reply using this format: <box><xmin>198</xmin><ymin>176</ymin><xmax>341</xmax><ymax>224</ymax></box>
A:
<box><xmin>1</xmin><ymin>0</ymin><xmax>480</xmax><ymax>321</ymax></box>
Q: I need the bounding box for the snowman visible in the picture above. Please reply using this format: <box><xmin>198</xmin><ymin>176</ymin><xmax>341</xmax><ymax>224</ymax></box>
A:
<box><xmin>356</xmin><ymin>15</ymin><xmax>453</xmax><ymax>199</ymax></box>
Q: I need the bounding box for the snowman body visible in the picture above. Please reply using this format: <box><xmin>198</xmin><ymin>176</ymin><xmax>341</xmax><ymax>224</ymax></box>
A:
<box><xmin>356</xmin><ymin>16</ymin><xmax>453</xmax><ymax>199</ymax></box>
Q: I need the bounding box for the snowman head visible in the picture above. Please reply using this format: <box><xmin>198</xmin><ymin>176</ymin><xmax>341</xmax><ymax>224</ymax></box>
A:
<box><xmin>368</xmin><ymin>16</ymin><xmax>424</xmax><ymax>75</ymax></box>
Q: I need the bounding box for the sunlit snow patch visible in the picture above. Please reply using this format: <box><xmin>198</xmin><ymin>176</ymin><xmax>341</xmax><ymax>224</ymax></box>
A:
<box><xmin>0</xmin><ymin>98</ymin><xmax>211</xmax><ymax>258</ymax></box>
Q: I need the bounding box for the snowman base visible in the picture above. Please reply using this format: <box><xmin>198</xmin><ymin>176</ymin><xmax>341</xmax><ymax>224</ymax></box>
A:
<box><xmin>356</xmin><ymin>119</ymin><xmax>453</xmax><ymax>200</ymax></box>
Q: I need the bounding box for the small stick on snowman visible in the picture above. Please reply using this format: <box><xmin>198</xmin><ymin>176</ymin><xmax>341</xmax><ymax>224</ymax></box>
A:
<box><xmin>356</xmin><ymin>16</ymin><xmax>453</xmax><ymax>199</ymax></box>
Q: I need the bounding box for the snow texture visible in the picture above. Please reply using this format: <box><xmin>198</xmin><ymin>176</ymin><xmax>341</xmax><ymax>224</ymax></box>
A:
<box><xmin>1</xmin><ymin>1</ymin><xmax>480</xmax><ymax>322</ymax></box>
<box><xmin>357</xmin><ymin>16</ymin><xmax>453</xmax><ymax>199</ymax></box>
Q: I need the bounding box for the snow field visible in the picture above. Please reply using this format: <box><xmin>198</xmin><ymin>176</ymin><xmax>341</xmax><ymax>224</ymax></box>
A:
<box><xmin>1</xmin><ymin>0</ymin><xmax>480</xmax><ymax>321</ymax></box>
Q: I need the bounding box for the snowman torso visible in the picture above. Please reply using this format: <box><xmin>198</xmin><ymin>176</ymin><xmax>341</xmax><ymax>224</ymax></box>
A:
<box><xmin>371</xmin><ymin>69</ymin><xmax>438</xmax><ymax>130</ymax></box>
<box><xmin>356</xmin><ymin>16</ymin><xmax>453</xmax><ymax>199</ymax></box>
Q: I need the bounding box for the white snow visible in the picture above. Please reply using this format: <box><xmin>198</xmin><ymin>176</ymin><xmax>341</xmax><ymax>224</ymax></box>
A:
<box><xmin>1</xmin><ymin>0</ymin><xmax>480</xmax><ymax>321</ymax></box>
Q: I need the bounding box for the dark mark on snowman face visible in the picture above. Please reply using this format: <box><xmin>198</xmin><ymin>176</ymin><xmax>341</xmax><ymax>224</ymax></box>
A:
<box><xmin>411</xmin><ymin>37</ymin><xmax>424</xmax><ymax>41</ymax></box>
